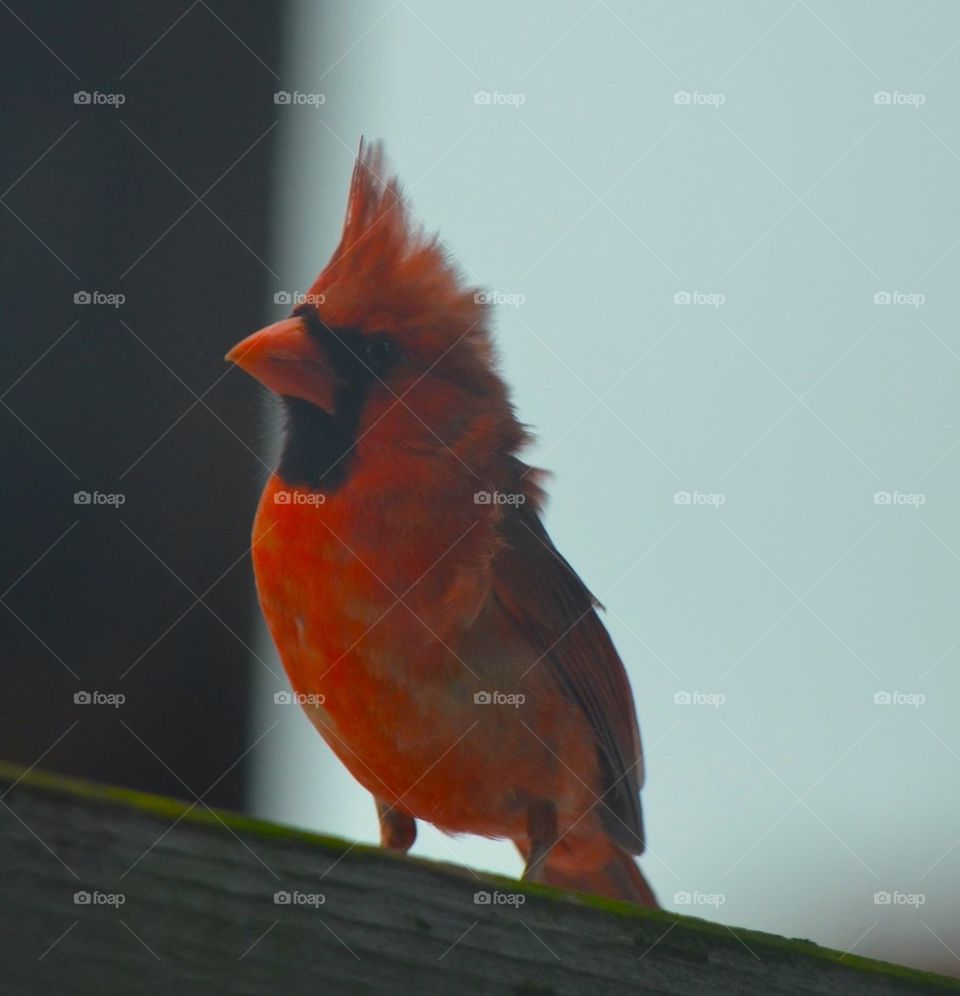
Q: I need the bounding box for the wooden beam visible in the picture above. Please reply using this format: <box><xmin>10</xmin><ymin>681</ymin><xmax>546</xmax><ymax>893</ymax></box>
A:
<box><xmin>0</xmin><ymin>761</ymin><xmax>956</xmax><ymax>994</ymax></box>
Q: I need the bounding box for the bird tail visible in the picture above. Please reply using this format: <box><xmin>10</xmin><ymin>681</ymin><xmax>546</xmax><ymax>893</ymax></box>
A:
<box><xmin>535</xmin><ymin>844</ymin><xmax>659</xmax><ymax>908</ymax></box>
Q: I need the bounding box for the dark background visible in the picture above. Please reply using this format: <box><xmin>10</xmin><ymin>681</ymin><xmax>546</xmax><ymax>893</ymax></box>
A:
<box><xmin>1</xmin><ymin>1</ymin><xmax>286</xmax><ymax>809</ymax></box>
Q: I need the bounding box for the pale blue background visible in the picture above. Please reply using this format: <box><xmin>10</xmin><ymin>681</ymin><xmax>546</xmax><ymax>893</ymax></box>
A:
<box><xmin>247</xmin><ymin>0</ymin><xmax>960</xmax><ymax>976</ymax></box>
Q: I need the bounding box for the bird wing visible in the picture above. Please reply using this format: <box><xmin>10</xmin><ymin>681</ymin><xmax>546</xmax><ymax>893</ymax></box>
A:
<box><xmin>491</xmin><ymin>497</ymin><xmax>647</xmax><ymax>854</ymax></box>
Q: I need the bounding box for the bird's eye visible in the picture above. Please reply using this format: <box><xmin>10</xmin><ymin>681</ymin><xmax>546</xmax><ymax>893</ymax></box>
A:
<box><xmin>363</xmin><ymin>337</ymin><xmax>396</xmax><ymax>372</ymax></box>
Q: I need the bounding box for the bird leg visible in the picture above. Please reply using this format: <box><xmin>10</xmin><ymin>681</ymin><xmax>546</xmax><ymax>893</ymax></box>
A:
<box><xmin>375</xmin><ymin>797</ymin><xmax>417</xmax><ymax>853</ymax></box>
<box><xmin>522</xmin><ymin>799</ymin><xmax>558</xmax><ymax>882</ymax></box>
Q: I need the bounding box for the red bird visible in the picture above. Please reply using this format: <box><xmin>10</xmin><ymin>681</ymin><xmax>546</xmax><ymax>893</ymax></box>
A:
<box><xmin>227</xmin><ymin>141</ymin><xmax>657</xmax><ymax>907</ymax></box>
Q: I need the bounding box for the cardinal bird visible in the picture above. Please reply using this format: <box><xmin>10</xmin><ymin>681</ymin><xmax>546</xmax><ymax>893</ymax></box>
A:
<box><xmin>227</xmin><ymin>140</ymin><xmax>657</xmax><ymax>907</ymax></box>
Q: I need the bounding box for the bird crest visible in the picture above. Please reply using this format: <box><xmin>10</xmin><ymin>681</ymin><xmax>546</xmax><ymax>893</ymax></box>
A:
<box><xmin>308</xmin><ymin>139</ymin><xmax>489</xmax><ymax>354</ymax></box>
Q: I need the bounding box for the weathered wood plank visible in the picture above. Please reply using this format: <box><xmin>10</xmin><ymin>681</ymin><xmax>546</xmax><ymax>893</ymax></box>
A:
<box><xmin>0</xmin><ymin>761</ymin><xmax>956</xmax><ymax>994</ymax></box>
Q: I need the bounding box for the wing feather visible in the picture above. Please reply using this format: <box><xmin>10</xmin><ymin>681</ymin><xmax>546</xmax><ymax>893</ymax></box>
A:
<box><xmin>491</xmin><ymin>498</ymin><xmax>646</xmax><ymax>854</ymax></box>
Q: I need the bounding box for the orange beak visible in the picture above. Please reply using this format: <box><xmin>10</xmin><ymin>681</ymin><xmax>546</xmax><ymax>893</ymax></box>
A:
<box><xmin>226</xmin><ymin>317</ymin><xmax>337</xmax><ymax>414</ymax></box>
